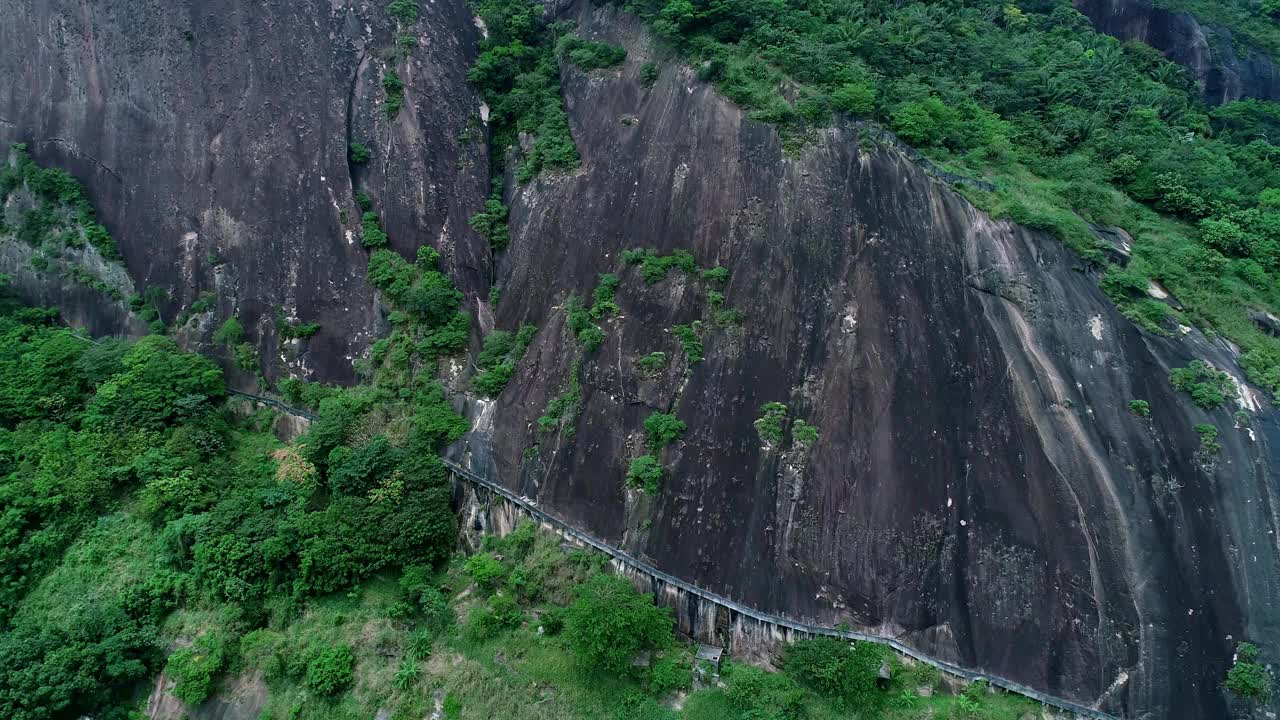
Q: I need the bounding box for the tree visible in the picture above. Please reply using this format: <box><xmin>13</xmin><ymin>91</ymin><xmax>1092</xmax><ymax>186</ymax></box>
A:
<box><xmin>564</xmin><ymin>574</ymin><xmax>672</xmax><ymax>674</ymax></box>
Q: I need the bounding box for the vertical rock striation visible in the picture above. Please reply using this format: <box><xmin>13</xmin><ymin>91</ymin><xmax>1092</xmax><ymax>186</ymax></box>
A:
<box><xmin>458</xmin><ymin>5</ymin><xmax>1280</xmax><ymax>718</ymax></box>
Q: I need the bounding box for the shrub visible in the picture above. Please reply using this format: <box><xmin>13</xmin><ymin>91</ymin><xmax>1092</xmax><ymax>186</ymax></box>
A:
<box><xmin>578</xmin><ymin>325</ymin><xmax>605</xmax><ymax>352</ymax></box>
<box><xmin>1199</xmin><ymin>218</ymin><xmax>1249</xmax><ymax>256</ymax></box>
<box><xmin>355</xmin><ymin>191</ymin><xmax>371</xmax><ymax>209</ymax></box>
<box><xmin>471</xmin><ymin>326</ymin><xmax>535</xmax><ymax>397</ymax></box>
<box><xmin>472</xmin><ymin>362</ymin><xmax>515</xmax><ymax>397</ymax></box>
<box><xmin>640</xmin><ymin>62</ymin><xmax>659</xmax><ymax>88</ymax></box>
<box><xmin>469</xmin><ymin>196</ymin><xmax>510</xmax><ymax>251</ymax></box>
<box><xmin>671</xmin><ymin>324</ymin><xmax>703</xmax><ymax>363</ymax></box>
<box><xmin>591</xmin><ymin>273</ymin><xmax>621</xmax><ymax>319</ymax></box>
<box><xmin>1169</xmin><ymin>360</ymin><xmax>1237</xmax><ymax>409</ymax></box>
<box><xmin>538</xmin><ymin>363</ymin><xmax>582</xmax><ymax>434</ymax></box>
<box><xmin>783</xmin><ymin>637</ymin><xmax>884</xmax><ymax>707</ymax></box>
<box><xmin>213</xmin><ymin>317</ymin><xmax>245</xmax><ymax>347</ymax></box>
<box><xmin>635</xmin><ymin>352</ymin><xmax>667</xmax><ymax>375</ymax></box>
<box><xmin>165</xmin><ymin>633</ymin><xmax>229</xmax><ymax>705</ymax></box>
<box><xmin>754</xmin><ymin>402</ymin><xmax>787</xmax><ymax>444</ymax></box>
<box><xmin>305</xmin><ymin>645</ymin><xmax>355</xmax><ymax>696</ymax></box>
<box><xmin>622</xmin><ymin>248</ymin><xmax>650</xmax><ymax>265</ymax></box>
<box><xmin>714</xmin><ymin>308</ymin><xmax>745</xmax><ymax>327</ymax></box>
<box><xmin>627</xmin><ymin>248</ymin><xmax>700</xmax><ymax>284</ymax></box>
<box><xmin>189</xmin><ymin>292</ymin><xmax>216</xmax><ymax>315</ymax></box>
<box><xmin>464</xmin><ymin>553</ymin><xmax>507</xmax><ymax>593</ymax></box>
<box><xmin>1195</xmin><ymin>423</ymin><xmax>1221</xmax><ymax>454</ymax></box>
<box><xmin>383</xmin><ymin>70</ymin><xmax>405</xmax><ymax>118</ymax></box>
<box><xmin>640</xmin><ymin>253</ymin><xmax>672</xmax><ymax>284</ymax></box>
<box><xmin>558</xmin><ymin>36</ymin><xmax>627</xmax><ymax>70</ymax></box>
<box><xmin>399</xmin><ymin>565</ymin><xmax>454</xmax><ymax>630</ymax></box>
<box><xmin>644</xmin><ymin>412</ymin><xmax>687</xmax><ymax>451</ymax></box>
<box><xmin>361</xmin><ymin>212</ymin><xmax>389</xmax><ymax>247</ymax></box>
<box><xmin>232</xmin><ymin>342</ymin><xmax>257</xmax><ymax>371</ymax></box>
<box><xmin>1128</xmin><ymin>399</ymin><xmax>1151</xmax><ymax>418</ymax></box>
<box><xmin>564</xmin><ymin>574</ymin><xmax>672</xmax><ymax>674</ymax></box>
<box><xmin>275</xmin><ymin>307</ymin><xmax>320</xmax><ymax>340</ymax></box>
<box><xmin>566</xmin><ymin>295</ymin><xmax>606</xmax><ymax>351</ymax></box>
<box><xmin>649</xmin><ymin>654</ymin><xmax>691</xmax><ymax>696</ymax></box>
<box><xmin>465</xmin><ymin>593</ymin><xmax>523</xmax><ymax>640</ymax></box>
<box><xmin>890</xmin><ymin>98</ymin><xmax>956</xmax><ymax>147</ymax></box>
<box><xmin>701</xmin><ymin>266</ymin><xmax>729</xmax><ymax>284</ymax></box>
<box><xmin>725</xmin><ymin>663</ymin><xmax>805</xmax><ymax>720</ymax></box>
<box><xmin>348</xmin><ymin>142</ymin><xmax>372</xmax><ymax>164</ymax></box>
<box><xmin>386</xmin><ymin>0</ymin><xmax>418</xmax><ymax>25</ymax></box>
<box><xmin>831</xmin><ymin>81</ymin><xmax>877</xmax><ymax>115</ymax></box>
<box><xmin>1225</xmin><ymin>643</ymin><xmax>1273</xmax><ymax>704</ymax></box>
<box><xmin>540</xmin><ymin>606</ymin><xmax>566</xmax><ymax>635</ymax></box>
<box><xmin>627</xmin><ymin>454</ymin><xmax>663</xmax><ymax>494</ymax></box>
<box><xmin>792</xmin><ymin>419</ymin><xmax>818</xmax><ymax>448</ymax></box>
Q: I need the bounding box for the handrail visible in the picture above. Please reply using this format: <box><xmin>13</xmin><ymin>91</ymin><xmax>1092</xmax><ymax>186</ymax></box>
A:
<box><xmin>226</xmin><ymin>389</ymin><xmax>318</xmax><ymax>421</ymax></box>
<box><xmin>444</xmin><ymin>458</ymin><xmax>1120</xmax><ymax>720</ymax></box>
<box><xmin>235</xmin><ymin>390</ymin><xmax>1118</xmax><ymax>718</ymax></box>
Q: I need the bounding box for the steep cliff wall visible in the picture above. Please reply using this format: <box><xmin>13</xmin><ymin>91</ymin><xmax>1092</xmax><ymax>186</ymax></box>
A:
<box><xmin>0</xmin><ymin>0</ymin><xmax>489</xmax><ymax>383</ymax></box>
<box><xmin>451</xmin><ymin>5</ymin><xmax>1280</xmax><ymax>718</ymax></box>
<box><xmin>1075</xmin><ymin>0</ymin><xmax>1280</xmax><ymax>104</ymax></box>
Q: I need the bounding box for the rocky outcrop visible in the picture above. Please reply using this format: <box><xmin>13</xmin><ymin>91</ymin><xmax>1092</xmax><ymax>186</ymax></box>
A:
<box><xmin>1075</xmin><ymin>0</ymin><xmax>1280</xmax><ymax>104</ymax></box>
<box><xmin>0</xmin><ymin>0</ymin><xmax>489</xmax><ymax>383</ymax></box>
<box><xmin>453</xmin><ymin>4</ymin><xmax>1280</xmax><ymax>718</ymax></box>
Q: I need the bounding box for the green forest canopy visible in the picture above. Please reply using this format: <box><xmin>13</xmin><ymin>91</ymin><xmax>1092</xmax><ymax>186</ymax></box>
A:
<box><xmin>0</xmin><ymin>282</ymin><xmax>467</xmax><ymax>719</ymax></box>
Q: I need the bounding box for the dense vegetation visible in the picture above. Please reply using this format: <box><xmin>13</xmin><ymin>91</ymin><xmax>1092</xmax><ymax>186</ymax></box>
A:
<box><xmin>469</xmin><ymin>0</ymin><xmax>581</xmax><ymax>182</ymax></box>
<box><xmin>593</xmin><ymin>0</ymin><xmax>1280</xmax><ymax>398</ymax></box>
<box><xmin>0</xmin><ymin>275</ymin><xmax>468</xmax><ymax>719</ymax></box>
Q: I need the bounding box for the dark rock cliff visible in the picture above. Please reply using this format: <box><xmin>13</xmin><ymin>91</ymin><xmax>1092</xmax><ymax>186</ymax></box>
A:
<box><xmin>1075</xmin><ymin>0</ymin><xmax>1280</xmax><ymax>105</ymax></box>
<box><xmin>453</xmin><ymin>5</ymin><xmax>1280</xmax><ymax>718</ymax></box>
<box><xmin>0</xmin><ymin>0</ymin><xmax>489</xmax><ymax>383</ymax></box>
<box><xmin>3</xmin><ymin>0</ymin><xmax>1279</xmax><ymax>716</ymax></box>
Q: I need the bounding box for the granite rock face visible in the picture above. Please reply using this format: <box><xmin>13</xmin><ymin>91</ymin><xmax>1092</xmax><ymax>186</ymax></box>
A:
<box><xmin>1075</xmin><ymin>0</ymin><xmax>1280</xmax><ymax>104</ymax></box>
<box><xmin>453</xmin><ymin>5</ymin><xmax>1280</xmax><ymax>718</ymax></box>
<box><xmin>0</xmin><ymin>0</ymin><xmax>489</xmax><ymax>383</ymax></box>
<box><xmin>3</xmin><ymin>1</ymin><xmax>1279</xmax><ymax>717</ymax></box>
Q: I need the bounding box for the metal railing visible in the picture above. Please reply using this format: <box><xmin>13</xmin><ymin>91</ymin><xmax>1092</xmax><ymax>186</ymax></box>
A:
<box><xmin>237</xmin><ymin>390</ymin><xmax>1118</xmax><ymax>719</ymax></box>
<box><xmin>226</xmin><ymin>389</ymin><xmax>318</xmax><ymax>421</ymax></box>
<box><xmin>444</xmin><ymin>458</ymin><xmax>1119</xmax><ymax>720</ymax></box>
